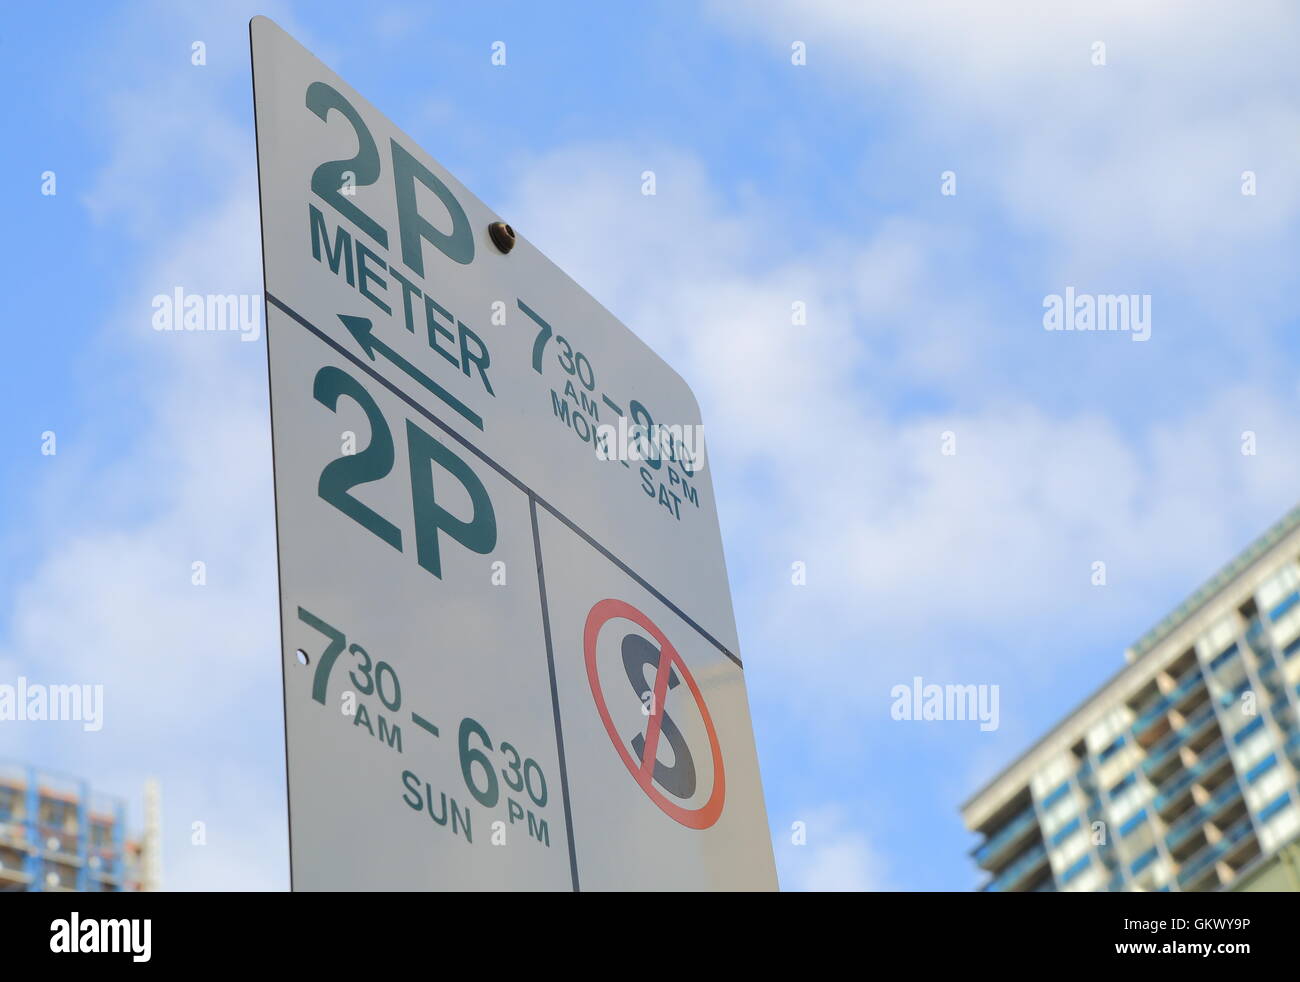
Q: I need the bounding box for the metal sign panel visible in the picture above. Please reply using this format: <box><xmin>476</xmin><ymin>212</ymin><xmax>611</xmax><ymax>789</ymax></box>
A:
<box><xmin>250</xmin><ymin>15</ymin><xmax>776</xmax><ymax>890</ymax></box>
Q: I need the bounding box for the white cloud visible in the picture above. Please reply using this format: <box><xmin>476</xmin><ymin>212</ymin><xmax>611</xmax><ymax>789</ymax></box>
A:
<box><xmin>777</xmin><ymin>807</ymin><xmax>884</xmax><ymax>891</ymax></box>
<box><xmin>709</xmin><ymin>0</ymin><xmax>1300</xmax><ymax>287</ymax></box>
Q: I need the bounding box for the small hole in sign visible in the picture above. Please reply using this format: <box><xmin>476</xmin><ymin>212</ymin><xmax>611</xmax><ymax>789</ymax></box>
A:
<box><xmin>295</xmin><ymin>649</ymin><xmax>310</xmax><ymax>666</ymax></box>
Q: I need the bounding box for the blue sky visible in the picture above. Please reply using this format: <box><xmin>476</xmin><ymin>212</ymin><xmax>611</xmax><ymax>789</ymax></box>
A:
<box><xmin>3</xmin><ymin>0</ymin><xmax>1300</xmax><ymax>890</ymax></box>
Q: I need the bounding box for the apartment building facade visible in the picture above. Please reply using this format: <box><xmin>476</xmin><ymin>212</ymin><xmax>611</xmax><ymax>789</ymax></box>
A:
<box><xmin>0</xmin><ymin>761</ymin><xmax>157</xmax><ymax>892</ymax></box>
<box><xmin>963</xmin><ymin>504</ymin><xmax>1300</xmax><ymax>891</ymax></box>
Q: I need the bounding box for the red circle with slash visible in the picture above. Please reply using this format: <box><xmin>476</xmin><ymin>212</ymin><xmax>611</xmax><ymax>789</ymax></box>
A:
<box><xmin>584</xmin><ymin>598</ymin><xmax>725</xmax><ymax>829</ymax></box>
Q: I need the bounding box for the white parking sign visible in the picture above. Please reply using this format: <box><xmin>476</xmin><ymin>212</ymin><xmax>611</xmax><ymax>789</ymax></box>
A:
<box><xmin>250</xmin><ymin>16</ymin><xmax>776</xmax><ymax>890</ymax></box>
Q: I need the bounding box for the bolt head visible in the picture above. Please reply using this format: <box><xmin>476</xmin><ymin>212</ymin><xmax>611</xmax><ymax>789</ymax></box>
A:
<box><xmin>489</xmin><ymin>221</ymin><xmax>516</xmax><ymax>254</ymax></box>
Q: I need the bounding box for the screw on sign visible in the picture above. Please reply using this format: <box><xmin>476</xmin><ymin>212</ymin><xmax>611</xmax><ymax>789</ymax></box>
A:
<box><xmin>583</xmin><ymin>599</ymin><xmax>725</xmax><ymax>829</ymax></box>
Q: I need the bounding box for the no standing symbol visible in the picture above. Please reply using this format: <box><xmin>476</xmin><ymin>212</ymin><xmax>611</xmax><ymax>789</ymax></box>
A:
<box><xmin>584</xmin><ymin>598</ymin><xmax>725</xmax><ymax>829</ymax></box>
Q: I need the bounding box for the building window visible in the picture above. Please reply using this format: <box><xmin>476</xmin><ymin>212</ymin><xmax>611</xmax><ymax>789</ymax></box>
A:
<box><xmin>1130</xmin><ymin>846</ymin><xmax>1159</xmax><ymax>875</ymax></box>
<box><xmin>1051</xmin><ymin>816</ymin><xmax>1081</xmax><ymax>847</ymax></box>
<box><xmin>1061</xmin><ymin>853</ymin><xmax>1092</xmax><ymax>884</ymax></box>
<box><xmin>1120</xmin><ymin>808</ymin><xmax>1148</xmax><ymax>837</ymax></box>
<box><xmin>1209</xmin><ymin>643</ymin><xmax>1239</xmax><ymax>671</ymax></box>
<box><xmin>1098</xmin><ymin>735</ymin><xmax>1127</xmax><ymax>762</ymax></box>
<box><xmin>1269</xmin><ymin>591</ymin><xmax>1300</xmax><ymax>623</ymax></box>
<box><xmin>1258</xmin><ymin>791</ymin><xmax>1293</xmax><ymax>823</ymax></box>
<box><xmin>1245</xmin><ymin>753</ymin><xmax>1278</xmax><ymax>784</ymax></box>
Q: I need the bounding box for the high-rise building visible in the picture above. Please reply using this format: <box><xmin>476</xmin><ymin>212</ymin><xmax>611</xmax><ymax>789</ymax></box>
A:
<box><xmin>0</xmin><ymin>762</ymin><xmax>159</xmax><ymax>892</ymax></box>
<box><xmin>962</xmin><ymin>504</ymin><xmax>1300</xmax><ymax>891</ymax></box>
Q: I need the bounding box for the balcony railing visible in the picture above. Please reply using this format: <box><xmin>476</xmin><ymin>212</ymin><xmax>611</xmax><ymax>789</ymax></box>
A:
<box><xmin>1168</xmin><ymin>667</ymin><xmax>1208</xmax><ymax>706</ymax></box>
<box><xmin>1143</xmin><ymin>704</ymin><xmax>1218</xmax><ymax>776</ymax></box>
<box><xmin>1133</xmin><ymin>694</ymin><xmax>1173</xmax><ymax>736</ymax></box>
<box><xmin>1176</xmin><ymin>814</ymin><xmax>1255</xmax><ymax>887</ymax></box>
<box><xmin>1134</xmin><ymin>670</ymin><xmax>1208</xmax><ymax>738</ymax></box>
<box><xmin>1153</xmin><ymin>740</ymin><xmax>1229</xmax><ymax>812</ymax></box>
<box><xmin>982</xmin><ymin>840</ymin><xmax>1049</xmax><ymax>893</ymax></box>
<box><xmin>1164</xmin><ymin>780</ymin><xmax>1242</xmax><ymax>852</ymax></box>
<box><xmin>972</xmin><ymin>804</ymin><xmax>1039</xmax><ymax>867</ymax></box>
